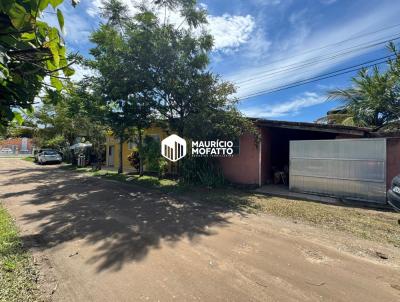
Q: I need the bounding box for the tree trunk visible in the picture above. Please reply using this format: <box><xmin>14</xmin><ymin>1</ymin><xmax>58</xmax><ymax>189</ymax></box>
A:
<box><xmin>118</xmin><ymin>135</ymin><xmax>123</xmax><ymax>174</ymax></box>
<box><xmin>138</xmin><ymin>129</ymin><xmax>144</xmax><ymax>176</ymax></box>
<box><xmin>176</xmin><ymin>117</ymin><xmax>184</xmax><ymax>176</ymax></box>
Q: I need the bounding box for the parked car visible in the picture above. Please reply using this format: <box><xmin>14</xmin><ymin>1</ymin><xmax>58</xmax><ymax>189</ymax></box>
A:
<box><xmin>0</xmin><ymin>148</ymin><xmax>13</xmax><ymax>154</ymax></box>
<box><xmin>387</xmin><ymin>175</ymin><xmax>400</xmax><ymax>212</ymax></box>
<box><xmin>37</xmin><ymin>150</ymin><xmax>62</xmax><ymax>165</ymax></box>
<box><xmin>34</xmin><ymin>148</ymin><xmax>55</xmax><ymax>162</ymax></box>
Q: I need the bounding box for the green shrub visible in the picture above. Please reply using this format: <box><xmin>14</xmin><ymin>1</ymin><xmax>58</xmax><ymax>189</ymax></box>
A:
<box><xmin>141</xmin><ymin>136</ymin><xmax>168</xmax><ymax>176</ymax></box>
<box><xmin>181</xmin><ymin>157</ymin><xmax>225</xmax><ymax>187</ymax></box>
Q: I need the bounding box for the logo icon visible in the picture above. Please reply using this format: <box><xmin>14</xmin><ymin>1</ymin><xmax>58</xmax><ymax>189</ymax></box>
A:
<box><xmin>161</xmin><ymin>134</ymin><xmax>187</xmax><ymax>162</ymax></box>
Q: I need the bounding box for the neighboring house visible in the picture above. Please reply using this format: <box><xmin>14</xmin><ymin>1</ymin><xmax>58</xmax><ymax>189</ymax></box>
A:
<box><xmin>105</xmin><ymin>126</ymin><xmax>168</xmax><ymax>171</ymax></box>
<box><xmin>0</xmin><ymin>137</ymin><xmax>33</xmax><ymax>154</ymax></box>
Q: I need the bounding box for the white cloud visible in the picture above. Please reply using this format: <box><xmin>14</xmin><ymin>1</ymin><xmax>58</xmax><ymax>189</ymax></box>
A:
<box><xmin>241</xmin><ymin>92</ymin><xmax>327</xmax><ymax>118</ymax></box>
<box><xmin>70</xmin><ymin>64</ymin><xmax>96</xmax><ymax>82</ymax></box>
<box><xmin>242</xmin><ymin>28</ymin><xmax>271</xmax><ymax>59</ymax></box>
<box><xmin>86</xmin><ymin>0</ymin><xmax>102</xmax><ymax>18</ymax></box>
<box><xmin>207</xmin><ymin>14</ymin><xmax>255</xmax><ymax>50</ymax></box>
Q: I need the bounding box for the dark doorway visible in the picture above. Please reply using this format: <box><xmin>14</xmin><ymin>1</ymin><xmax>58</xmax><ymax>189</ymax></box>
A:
<box><xmin>269</xmin><ymin>127</ymin><xmax>337</xmax><ymax>185</ymax></box>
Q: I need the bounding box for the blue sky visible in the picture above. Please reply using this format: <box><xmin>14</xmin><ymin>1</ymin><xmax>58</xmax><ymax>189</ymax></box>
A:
<box><xmin>44</xmin><ymin>0</ymin><xmax>400</xmax><ymax>122</ymax></box>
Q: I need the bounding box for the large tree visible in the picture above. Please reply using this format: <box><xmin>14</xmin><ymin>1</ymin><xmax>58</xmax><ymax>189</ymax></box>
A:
<box><xmin>86</xmin><ymin>1</ymin><xmax>160</xmax><ymax>174</ymax></box>
<box><xmin>146</xmin><ymin>2</ymin><xmax>252</xmax><ymax>141</ymax></box>
<box><xmin>85</xmin><ymin>0</ymin><xmax>255</xmax><ymax>180</ymax></box>
<box><xmin>0</xmin><ymin>0</ymin><xmax>78</xmax><ymax>127</ymax></box>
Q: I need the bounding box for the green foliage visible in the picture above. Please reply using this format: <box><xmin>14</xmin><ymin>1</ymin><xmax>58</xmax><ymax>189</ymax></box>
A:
<box><xmin>140</xmin><ymin>136</ymin><xmax>168</xmax><ymax>176</ymax></box>
<box><xmin>0</xmin><ymin>206</ymin><xmax>38</xmax><ymax>302</ymax></box>
<box><xmin>181</xmin><ymin>157</ymin><xmax>225</xmax><ymax>187</ymax></box>
<box><xmin>42</xmin><ymin>134</ymin><xmax>65</xmax><ymax>149</ymax></box>
<box><xmin>325</xmin><ymin>44</ymin><xmax>400</xmax><ymax>129</ymax></box>
<box><xmin>85</xmin><ymin>0</ymin><xmax>160</xmax><ymax>173</ymax></box>
<box><xmin>0</xmin><ymin>120</ymin><xmax>34</xmax><ymax>139</ymax></box>
<box><xmin>29</xmin><ymin>86</ymin><xmax>106</xmax><ymax>157</ymax></box>
<box><xmin>0</xmin><ymin>0</ymin><xmax>77</xmax><ymax>127</ymax></box>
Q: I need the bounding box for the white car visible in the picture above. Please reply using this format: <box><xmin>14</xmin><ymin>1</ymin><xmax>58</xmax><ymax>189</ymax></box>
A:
<box><xmin>38</xmin><ymin>150</ymin><xmax>62</xmax><ymax>164</ymax></box>
<box><xmin>0</xmin><ymin>148</ymin><xmax>13</xmax><ymax>154</ymax></box>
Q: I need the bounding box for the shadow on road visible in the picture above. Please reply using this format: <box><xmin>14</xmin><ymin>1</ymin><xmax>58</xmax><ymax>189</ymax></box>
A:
<box><xmin>1</xmin><ymin>166</ymin><xmax>240</xmax><ymax>272</ymax></box>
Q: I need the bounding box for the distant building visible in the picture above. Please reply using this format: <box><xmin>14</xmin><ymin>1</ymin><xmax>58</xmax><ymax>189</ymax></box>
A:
<box><xmin>0</xmin><ymin>137</ymin><xmax>33</xmax><ymax>154</ymax></box>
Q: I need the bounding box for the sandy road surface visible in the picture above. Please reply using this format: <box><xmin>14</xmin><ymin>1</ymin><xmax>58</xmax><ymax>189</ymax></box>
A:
<box><xmin>0</xmin><ymin>158</ymin><xmax>399</xmax><ymax>302</ymax></box>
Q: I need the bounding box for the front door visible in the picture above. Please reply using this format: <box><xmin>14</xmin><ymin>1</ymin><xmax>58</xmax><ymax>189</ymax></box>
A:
<box><xmin>107</xmin><ymin>146</ymin><xmax>114</xmax><ymax>166</ymax></box>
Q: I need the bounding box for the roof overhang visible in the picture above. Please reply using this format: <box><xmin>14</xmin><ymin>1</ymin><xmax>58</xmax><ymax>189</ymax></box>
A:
<box><xmin>252</xmin><ymin>118</ymin><xmax>371</xmax><ymax>137</ymax></box>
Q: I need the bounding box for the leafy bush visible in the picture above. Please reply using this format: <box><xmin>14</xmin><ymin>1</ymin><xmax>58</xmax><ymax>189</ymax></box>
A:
<box><xmin>0</xmin><ymin>206</ymin><xmax>38</xmax><ymax>301</ymax></box>
<box><xmin>141</xmin><ymin>136</ymin><xmax>168</xmax><ymax>176</ymax></box>
<box><xmin>42</xmin><ymin>134</ymin><xmax>66</xmax><ymax>149</ymax></box>
<box><xmin>181</xmin><ymin>157</ymin><xmax>225</xmax><ymax>187</ymax></box>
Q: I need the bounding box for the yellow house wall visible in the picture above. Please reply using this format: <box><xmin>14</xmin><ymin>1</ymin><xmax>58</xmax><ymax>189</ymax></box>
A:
<box><xmin>113</xmin><ymin>140</ymin><xmax>131</xmax><ymax>170</ymax></box>
<box><xmin>105</xmin><ymin>126</ymin><xmax>169</xmax><ymax>172</ymax></box>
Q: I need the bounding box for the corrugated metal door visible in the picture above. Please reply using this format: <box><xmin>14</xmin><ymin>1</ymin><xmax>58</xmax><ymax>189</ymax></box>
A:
<box><xmin>289</xmin><ymin>138</ymin><xmax>387</xmax><ymax>204</ymax></box>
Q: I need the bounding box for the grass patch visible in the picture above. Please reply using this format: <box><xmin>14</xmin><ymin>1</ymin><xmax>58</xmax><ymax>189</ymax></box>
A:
<box><xmin>60</xmin><ymin>164</ymin><xmax>185</xmax><ymax>192</ymax></box>
<box><xmin>0</xmin><ymin>205</ymin><xmax>38</xmax><ymax>302</ymax></box>
<box><xmin>249</xmin><ymin>195</ymin><xmax>400</xmax><ymax>247</ymax></box>
<box><xmin>21</xmin><ymin>157</ymin><xmax>35</xmax><ymax>162</ymax></box>
<box><xmin>187</xmin><ymin>188</ymin><xmax>263</xmax><ymax>212</ymax></box>
<box><xmin>195</xmin><ymin>190</ymin><xmax>400</xmax><ymax>246</ymax></box>
<box><xmin>96</xmin><ymin>171</ymin><xmax>189</xmax><ymax>193</ymax></box>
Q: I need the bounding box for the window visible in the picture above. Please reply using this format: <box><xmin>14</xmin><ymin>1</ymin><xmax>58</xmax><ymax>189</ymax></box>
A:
<box><xmin>43</xmin><ymin>150</ymin><xmax>58</xmax><ymax>155</ymax></box>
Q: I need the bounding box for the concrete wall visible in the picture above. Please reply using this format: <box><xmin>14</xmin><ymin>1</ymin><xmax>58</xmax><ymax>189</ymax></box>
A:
<box><xmin>386</xmin><ymin>138</ymin><xmax>400</xmax><ymax>189</ymax></box>
<box><xmin>219</xmin><ymin>133</ymin><xmax>260</xmax><ymax>185</ymax></box>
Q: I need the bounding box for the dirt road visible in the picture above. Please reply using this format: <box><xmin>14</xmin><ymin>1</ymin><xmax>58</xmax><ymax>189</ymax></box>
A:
<box><xmin>1</xmin><ymin>159</ymin><xmax>399</xmax><ymax>301</ymax></box>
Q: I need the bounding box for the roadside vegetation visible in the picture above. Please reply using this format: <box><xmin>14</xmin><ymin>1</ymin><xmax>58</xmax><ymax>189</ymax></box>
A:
<box><xmin>0</xmin><ymin>206</ymin><xmax>38</xmax><ymax>302</ymax></box>
<box><xmin>21</xmin><ymin>157</ymin><xmax>35</xmax><ymax>163</ymax></box>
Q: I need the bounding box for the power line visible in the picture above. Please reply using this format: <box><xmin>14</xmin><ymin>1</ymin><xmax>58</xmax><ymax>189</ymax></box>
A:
<box><xmin>239</xmin><ymin>58</ymin><xmax>392</xmax><ymax>99</ymax></box>
<box><xmin>236</xmin><ymin>34</ymin><xmax>400</xmax><ymax>85</ymax></box>
<box><xmin>238</xmin><ymin>55</ymin><xmax>396</xmax><ymax>100</ymax></box>
<box><xmin>238</xmin><ymin>22</ymin><xmax>400</xmax><ymax>76</ymax></box>
<box><xmin>280</xmin><ymin>22</ymin><xmax>400</xmax><ymax>58</ymax></box>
